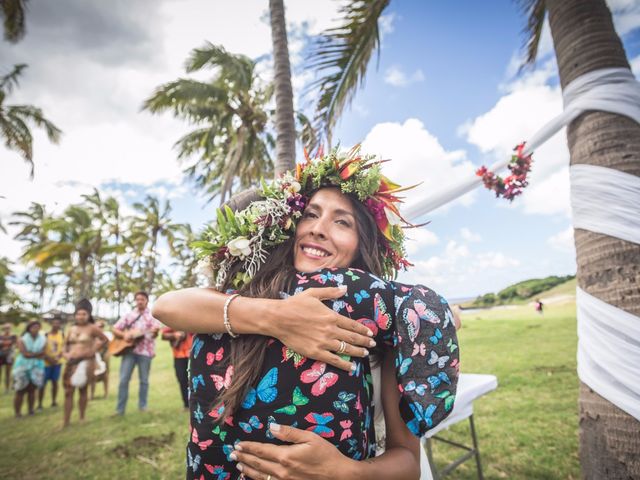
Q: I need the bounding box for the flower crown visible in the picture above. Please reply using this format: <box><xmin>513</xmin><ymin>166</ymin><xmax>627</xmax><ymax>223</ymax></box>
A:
<box><xmin>194</xmin><ymin>145</ymin><xmax>419</xmax><ymax>289</ymax></box>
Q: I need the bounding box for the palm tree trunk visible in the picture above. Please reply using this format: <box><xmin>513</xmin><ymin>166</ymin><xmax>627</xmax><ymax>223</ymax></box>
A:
<box><xmin>546</xmin><ymin>0</ymin><xmax>640</xmax><ymax>477</ymax></box>
<box><xmin>269</xmin><ymin>0</ymin><xmax>296</xmax><ymax>175</ymax></box>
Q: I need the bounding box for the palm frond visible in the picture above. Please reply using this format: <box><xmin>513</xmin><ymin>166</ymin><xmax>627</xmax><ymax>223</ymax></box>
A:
<box><xmin>0</xmin><ymin>64</ymin><xmax>27</xmax><ymax>92</ymax></box>
<box><xmin>185</xmin><ymin>42</ymin><xmax>255</xmax><ymax>91</ymax></box>
<box><xmin>516</xmin><ymin>0</ymin><xmax>547</xmax><ymax>69</ymax></box>
<box><xmin>1</xmin><ymin>0</ymin><xmax>28</xmax><ymax>43</ymax></box>
<box><xmin>305</xmin><ymin>0</ymin><xmax>390</xmax><ymax>147</ymax></box>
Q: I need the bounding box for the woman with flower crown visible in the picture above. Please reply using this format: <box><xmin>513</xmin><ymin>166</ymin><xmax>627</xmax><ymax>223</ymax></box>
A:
<box><xmin>154</xmin><ymin>147</ymin><xmax>459</xmax><ymax>480</ymax></box>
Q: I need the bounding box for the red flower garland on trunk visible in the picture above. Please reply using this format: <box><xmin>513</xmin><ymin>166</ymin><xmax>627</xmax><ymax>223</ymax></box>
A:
<box><xmin>476</xmin><ymin>143</ymin><xmax>533</xmax><ymax>201</ymax></box>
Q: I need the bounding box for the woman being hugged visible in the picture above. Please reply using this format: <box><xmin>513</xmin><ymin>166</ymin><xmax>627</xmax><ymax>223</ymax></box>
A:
<box><xmin>62</xmin><ymin>299</ymin><xmax>108</xmax><ymax>427</ymax></box>
<box><xmin>155</xmin><ymin>148</ymin><xmax>459</xmax><ymax>480</ymax></box>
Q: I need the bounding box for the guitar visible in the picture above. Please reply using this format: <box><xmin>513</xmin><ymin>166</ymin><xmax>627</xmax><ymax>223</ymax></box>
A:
<box><xmin>107</xmin><ymin>328</ymin><xmax>144</xmax><ymax>357</ymax></box>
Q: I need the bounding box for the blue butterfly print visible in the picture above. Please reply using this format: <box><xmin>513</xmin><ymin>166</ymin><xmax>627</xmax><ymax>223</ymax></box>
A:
<box><xmin>223</xmin><ymin>444</ymin><xmax>236</xmax><ymax>461</ymax></box>
<box><xmin>239</xmin><ymin>415</ymin><xmax>264</xmax><ymax>433</ymax></box>
<box><xmin>241</xmin><ymin>367</ymin><xmax>279</xmax><ymax>409</ymax></box>
<box><xmin>187</xmin><ymin>447</ymin><xmax>201</xmax><ymax>473</ymax></box>
<box><xmin>346</xmin><ymin>438</ymin><xmax>358</xmax><ymax>454</ymax></box>
<box><xmin>407</xmin><ymin>402</ymin><xmax>437</xmax><ymax>435</ymax></box>
<box><xmin>191</xmin><ymin>337</ymin><xmax>204</xmax><ymax>358</ymax></box>
<box><xmin>396</xmin><ymin>353</ymin><xmax>413</xmax><ymax>375</ymax></box>
<box><xmin>350</xmin><ymin>359</ymin><xmax>362</xmax><ymax>377</ymax></box>
<box><xmin>427</xmin><ymin>371</ymin><xmax>451</xmax><ymax>392</ymax></box>
<box><xmin>333</xmin><ymin>391</ymin><xmax>357</xmax><ymax>413</ymax></box>
<box><xmin>354</xmin><ymin>290</ymin><xmax>370</xmax><ymax>304</ymax></box>
<box><xmin>306</xmin><ymin>412</ymin><xmax>334</xmax><ymax>437</ymax></box>
<box><xmin>191</xmin><ymin>374</ymin><xmax>205</xmax><ymax>393</ymax></box>
<box><xmin>443</xmin><ymin>306</ymin><xmax>454</xmax><ymax>329</ymax></box>
<box><xmin>210</xmin><ymin>465</ymin><xmax>231</xmax><ymax>480</ymax></box>
<box><xmin>429</xmin><ymin>328</ymin><xmax>443</xmax><ymax>345</ymax></box>
<box><xmin>265</xmin><ymin>416</ymin><xmax>297</xmax><ymax>439</ymax></box>
<box><xmin>404</xmin><ymin>381</ymin><xmax>428</xmax><ymax>396</ymax></box>
<box><xmin>294</xmin><ymin>286</ymin><xmax>304</xmax><ymax>295</ymax></box>
<box><xmin>370</xmin><ymin>279</ymin><xmax>385</xmax><ymax>289</ymax></box>
<box><xmin>193</xmin><ymin>402</ymin><xmax>204</xmax><ymax>423</ymax></box>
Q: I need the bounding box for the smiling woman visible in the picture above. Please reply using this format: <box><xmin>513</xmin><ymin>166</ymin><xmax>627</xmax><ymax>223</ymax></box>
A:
<box><xmin>153</xmin><ymin>149</ymin><xmax>459</xmax><ymax>480</ymax></box>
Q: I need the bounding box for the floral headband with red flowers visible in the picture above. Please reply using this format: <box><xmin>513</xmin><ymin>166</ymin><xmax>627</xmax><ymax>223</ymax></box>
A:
<box><xmin>194</xmin><ymin>145</ymin><xmax>420</xmax><ymax>289</ymax></box>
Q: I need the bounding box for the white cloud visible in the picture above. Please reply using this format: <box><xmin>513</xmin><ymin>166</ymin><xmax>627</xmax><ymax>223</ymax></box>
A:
<box><xmin>548</xmin><ymin>225</ymin><xmax>575</xmax><ymax>253</ymax></box>
<box><xmin>379</xmin><ymin>13</ymin><xmax>397</xmax><ymax>37</ymax></box>
<box><xmin>361</xmin><ymin>118</ymin><xmax>477</xmax><ymax>218</ymax></box>
<box><xmin>475</xmin><ymin>252</ymin><xmax>520</xmax><ymax>270</ymax></box>
<box><xmin>460</xmin><ymin>227</ymin><xmax>482</xmax><ymax>242</ymax></box>
<box><xmin>405</xmin><ymin>228</ymin><xmax>439</xmax><ymax>256</ymax></box>
<box><xmin>384</xmin><ymin>66</ymin><xmax>425</xmax><ymax>87</ymax></box>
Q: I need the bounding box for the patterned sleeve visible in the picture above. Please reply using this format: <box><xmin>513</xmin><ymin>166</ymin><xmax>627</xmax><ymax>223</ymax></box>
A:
<box><xmin>390</xmin><ymin>282</ymin><xmax>459</xmax><ymax>436</ymax></box>
<box><xmin>289</xmin><ymin>267</ymin><xmax>458</xmax><ymax>436</ymax></box>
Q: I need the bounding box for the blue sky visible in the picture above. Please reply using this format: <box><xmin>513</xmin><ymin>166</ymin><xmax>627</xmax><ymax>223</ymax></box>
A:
<box><xmin>1</xmin><ymin>0</ymin><xmax>639</xmax><ymax>302</ymax></box>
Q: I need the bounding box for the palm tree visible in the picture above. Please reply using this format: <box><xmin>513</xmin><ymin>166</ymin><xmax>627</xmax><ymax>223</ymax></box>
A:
<box><xmin>1</xmin><ymin>0</ymin><xmax>28</xmax><ymax>43</ymax></box>
<box><xmin>170</xmin><ymin>224</ymin><xmax>200</xmax><ymax>289</ymax></box>
<box><xmin>143</xmin><ymin>45</ymin><xmax>274</xmax><ymax>204</ymax></box>
<box><xmin>10</xmin><ymin>202</ymin><xmax>53</xmax><ymax>308</ymax></box>
<box><xmin>129</xmin><ymin>195</ymin><xmax>182</xmax><ymax>294</ymax></box>
<box><xmin>269</xmin><ymin>0</ymin><xmax>296</xmax><ymax>175</ymax></box>
<box><xmin>0</xmin><ymin>64</ymin><xmax>62</xmax><ymax>177</ymax></box>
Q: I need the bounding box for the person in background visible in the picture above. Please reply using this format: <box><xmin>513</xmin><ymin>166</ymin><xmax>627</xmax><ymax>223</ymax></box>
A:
<box><xmin>112</xmin><ymin>291</ymin><xmax>162</xmax><ymax>415</ymax></box>
<box><xmin>0</xmin><ymin>322</ymin><xmax>17</xmax><ymax>393</ymax></box>
<box><xmin>161</xmin><ymin>326</ymin><xmax>192</xmax><ymax>410</ymax></box>
<box><xmin>62</xmin><ymin>299</ymin><xmax>108</xmax><ymax>427</ymax></box>
<box><xmin>38</xmin><ymin>316</ymin><xmax>65</xmax><ymax>409</ymax></box>
<box><xmin>91</xmin><ymin>320</ymin><xmax>111</xmax><ymax>400</ymax></box>
<box><xmin>12</xmin><ymin>320</ymin><xmax>46</xmax><ymax>417</ymax></box>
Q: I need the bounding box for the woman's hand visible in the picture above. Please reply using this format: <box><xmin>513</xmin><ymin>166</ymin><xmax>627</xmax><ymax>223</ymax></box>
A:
<box><xmin>267</xmin><ymin>286</ymin><xmax>376</xmax><ymax>372</ymax></box>
<box><xmin>233</xmin><ymin>424</ymin><xmax>354</xmax><ymax>480</ymax></box>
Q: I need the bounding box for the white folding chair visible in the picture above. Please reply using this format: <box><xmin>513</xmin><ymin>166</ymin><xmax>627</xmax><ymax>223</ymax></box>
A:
<box><xmin>421</xmin><ymin>373</ymin><xmax>498</xmax><ymax>480</ymax></box>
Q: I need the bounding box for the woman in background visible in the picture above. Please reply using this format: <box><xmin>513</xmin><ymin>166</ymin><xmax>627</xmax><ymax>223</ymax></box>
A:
<box><xmin>12</xmin><ymin>320</ymin><xmax>46</xmax><ymax>417</ymax></box>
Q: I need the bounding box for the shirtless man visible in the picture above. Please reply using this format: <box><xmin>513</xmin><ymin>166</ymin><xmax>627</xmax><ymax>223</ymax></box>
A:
<box><xmin>62</xmin><ymin>299</ymin><xmax>108</xmax><ymax>427</ymax></box>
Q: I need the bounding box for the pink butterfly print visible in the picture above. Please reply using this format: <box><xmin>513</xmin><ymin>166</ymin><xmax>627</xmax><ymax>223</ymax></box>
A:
<box><xmin>412</xmin><ymin>342</ymin><xmax>427</xmax><ymax>357</ymax></box>
<box><xmin>300</xmin><ymin>361</ymin><xmax>339</xmax><ymax>396</ymax></box>
<box><xmin>210</xmin><ymin>365</ymin><xmax>234</xmax><ymax>391</ymax></box>
<box><xmin>204</xmin><ymin>464</ymin><xmax>230</xmax><ymax>480</ymax></box>
<box><xmin>296</xmin><ymin>273</ymin><xmax>309</xmax><ymax>284</ymax></box>
<box><xmin>403</xmin><ymin>308</ymin><xmax>420</xmax><ymax>342</ymax></box>
<box><xmin>450</xmin><ymin>358</ymin><xmax>460</xmax><ymax>372</ymax></box>
<box><xmin>416</xmin><ymin>287</ymin><xmax>430</xmax><ymax>296</ymax></box>
<box><xmin>208</xmin><ymin>403</ymin><xmax>234</xmax><ymax>426</ymax></box>
<box><xmin>206</xmin><ymin>347</ymin><xmax>224</xmax><ymax>366</ymax></box>
<box><xmin>356</xmin><ymin>317</ymin><xmax>378</xmax><ymax>337</ymax></box>
<box><xmin>414</xmin><ymin>299</ymin><xmax>441</xmax><ymax>324</ymax></box>
<box><xmin>400</xmin><ymin>285</ymin><xmax>412</xmax><ymax>293</ymax></box>
<box><xmin>340</xmin><ymin>420</ymin><xmax>353</xmax><ymax>441</ymax></box>
<box><xmin>374</xmin><ymin>294</ymin><xmax>392</xmax><ymax>331</ymax></box>
<box><xmin>355</xmin><ymin>392</ymin><xmax>363</xmax><ymax>415</ymax></box>
<box><xmin>191</xmin><ymin>427</ymin><xmax>213</xmax><ymax>451</ymax></box>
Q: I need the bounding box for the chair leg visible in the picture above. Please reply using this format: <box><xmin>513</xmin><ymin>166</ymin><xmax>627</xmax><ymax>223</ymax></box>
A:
<box><xmin>469</xmin><ymin>415</ymin><xmax>484</xmax><ymax>480</ymax></box>
<box><xmin>424</xmin><ymin>438</ymin><xmax>440</xmax><ymax>480</ymax></box>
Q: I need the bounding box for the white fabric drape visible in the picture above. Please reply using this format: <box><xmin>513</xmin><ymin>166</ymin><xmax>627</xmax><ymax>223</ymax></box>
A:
<box><xmin>571</xmin><ymin>164</ymin><xmax>640</xmax><ymax>245</ymax></box>
<box><xmin>577</xmin><ymin>287</ymin><xmax>640</xmax><ymax>420</ymax></box>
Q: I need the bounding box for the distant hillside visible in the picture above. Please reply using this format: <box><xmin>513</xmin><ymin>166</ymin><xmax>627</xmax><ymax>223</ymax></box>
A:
<box><xmin>468</xmin><ymin>275</ymin><xmax>576</xmax><ymax>307</ymax></box>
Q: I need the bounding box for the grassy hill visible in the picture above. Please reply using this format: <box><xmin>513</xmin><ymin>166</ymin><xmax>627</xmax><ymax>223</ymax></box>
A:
<box><xmin>466</xmin><ymin>275</ymin><xmax>575</xmax><ymax>308</ymax></box>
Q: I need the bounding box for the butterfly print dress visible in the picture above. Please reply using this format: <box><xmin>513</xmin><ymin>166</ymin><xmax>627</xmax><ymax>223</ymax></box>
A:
<box><xmin>187</xmin><ymin>267</ymin><xmax>459</xmax><ymax>479</ymax></box>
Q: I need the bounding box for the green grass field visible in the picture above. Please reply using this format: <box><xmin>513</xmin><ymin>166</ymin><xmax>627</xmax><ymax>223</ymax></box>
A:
<box><xmin>0</xmin><ymin>301</ymin><xmax>579</xmax><ymax>479</ymax></box>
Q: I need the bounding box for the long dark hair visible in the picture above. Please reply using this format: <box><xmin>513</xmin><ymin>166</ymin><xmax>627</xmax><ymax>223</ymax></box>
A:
<box><xmin>216</xmin><ymin>187</ymin><xmax>384</xmax><ymax>418</ymax></box>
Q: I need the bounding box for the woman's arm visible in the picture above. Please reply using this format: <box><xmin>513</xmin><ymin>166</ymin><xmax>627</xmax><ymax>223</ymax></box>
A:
<box><xmin>91</xmin><ymin>326</ymin><xmax>109</xmax><ymax>351</ymax></box>
<box><xmin>152</xmin><ymin>286</ymin><xmax>376</xmax><ymax>372</ymax></box>
<box><xmin>346</xmin><ymin>351</ymin><xmax>420</xmax><ymax>479</ymax></box>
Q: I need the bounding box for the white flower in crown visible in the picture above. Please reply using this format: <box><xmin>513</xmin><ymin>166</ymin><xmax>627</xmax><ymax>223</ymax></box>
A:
<box><xmin>228</xmin><ymin>236</ymin><xmax>252</xmax><ymax>258</ymax></box>
<box><xmin>289</xmin><ymin>180</ymin><xmax>301</xmax><ymax>193</ymax></box>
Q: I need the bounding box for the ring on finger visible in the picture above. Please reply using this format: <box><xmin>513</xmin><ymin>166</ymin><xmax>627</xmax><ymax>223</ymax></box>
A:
<box><xmin>336</xmin><ymin>340</ymin><xmax>347</xmax><ymax>354</ymax></box>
